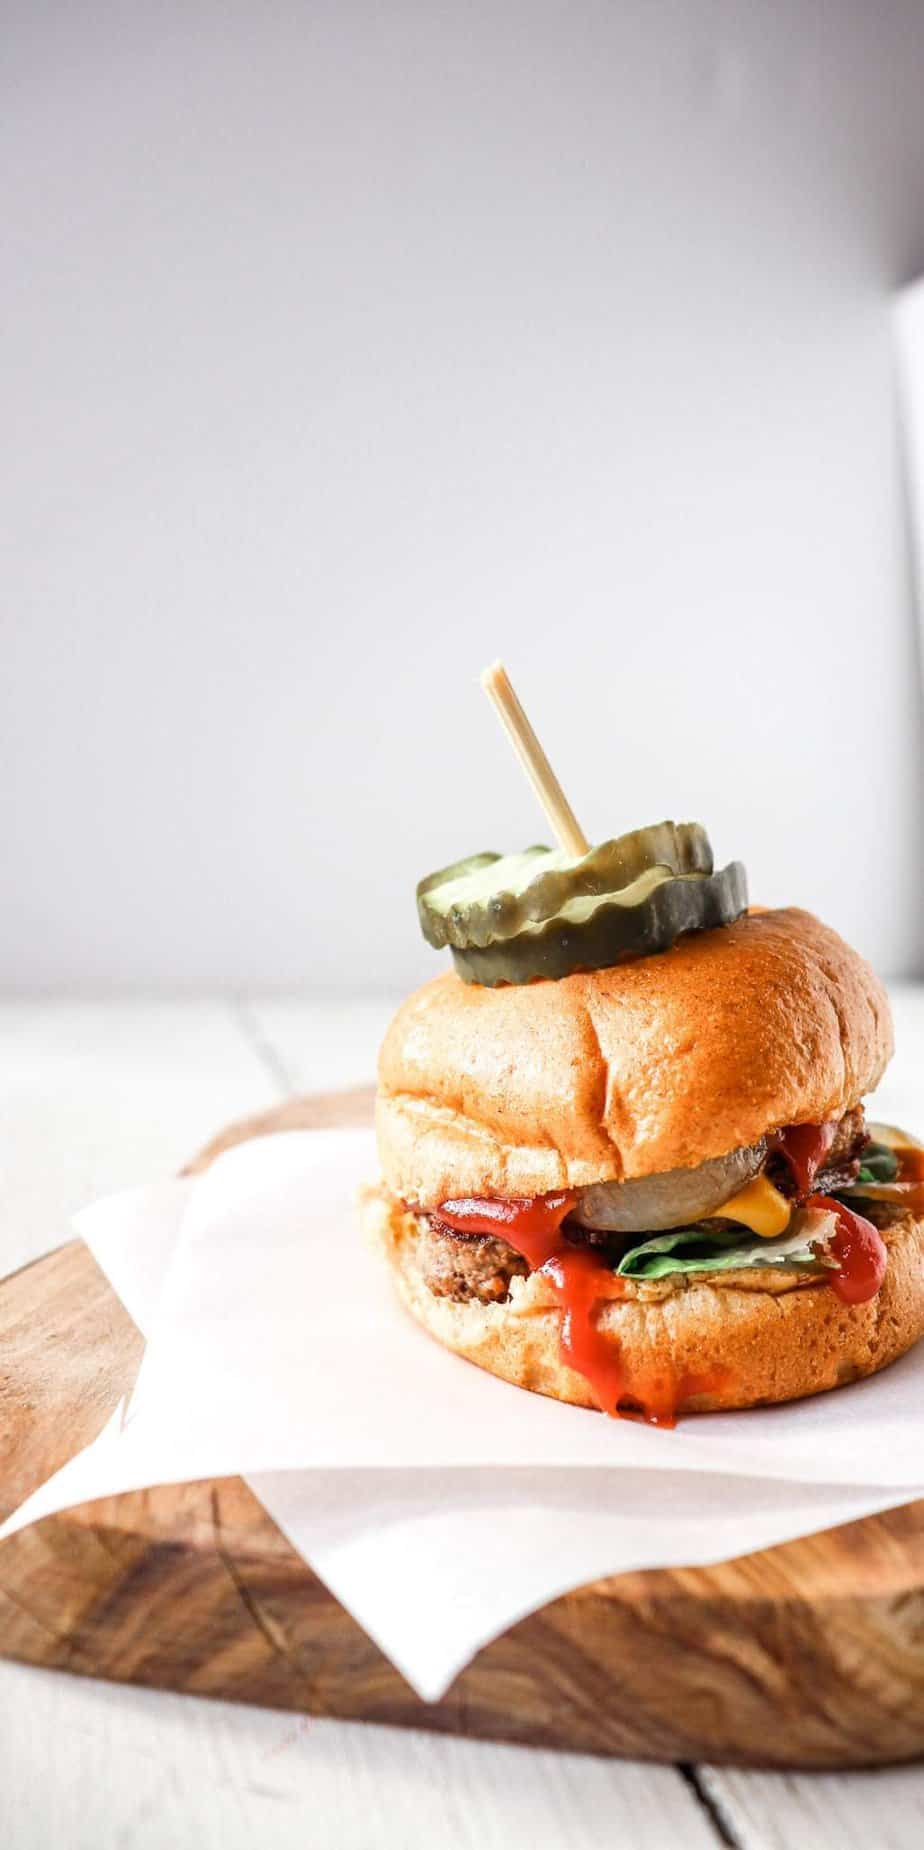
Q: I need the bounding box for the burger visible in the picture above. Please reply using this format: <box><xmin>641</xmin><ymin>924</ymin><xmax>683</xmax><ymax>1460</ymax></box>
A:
<box><xmin>362</xmin><ymin>817</ymin><xmax>924</xmax><ymax>1425</ymax></box>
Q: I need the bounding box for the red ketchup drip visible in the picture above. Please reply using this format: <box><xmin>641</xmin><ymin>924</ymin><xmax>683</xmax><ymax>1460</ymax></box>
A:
<box><xmin>436</xmin><ymin>1192</ymin><xmax>723</xmax><ymax>1425</ymax></box>
<box><xmin>543</xmin><ymin>1245</ymin><xmax>722</xmax><ymax>1426</ymax></box>
<box><xmin>776</xmin><ymin>1122</ymin><xmax>888</xmax><ymax>1304</ymax></box>
<box><xmin>776</xmin><ymin>1121</ymin><xmax>837</xmax><ymax>1195</ymax></box>
<box><xmin>806</xmin><ymin>1193</ymin><xmax>887</xmax><ymax>1305</ymax></box>
<box><xmin>436</xmin><ymin>1192</ymin><xmax>576</xmax><ymax>1268</ymax></box>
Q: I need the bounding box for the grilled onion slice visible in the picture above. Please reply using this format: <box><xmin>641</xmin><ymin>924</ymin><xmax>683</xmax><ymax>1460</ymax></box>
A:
<box><xmin>573</xmin><ymin>1141</ymin><xmax>767</xmax><ymax>1234</ymax></box>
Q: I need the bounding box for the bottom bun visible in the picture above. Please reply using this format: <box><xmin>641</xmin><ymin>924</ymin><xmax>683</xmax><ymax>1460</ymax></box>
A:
<box><xmin>361</xmin><ymin>1186</ymin><xmax>924</xmax><ymax>1417</ymax></box>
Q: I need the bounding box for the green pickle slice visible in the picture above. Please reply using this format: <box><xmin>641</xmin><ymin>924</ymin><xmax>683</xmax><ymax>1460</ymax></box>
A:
<box><xmin>449</xmin><ymin>861</ymin><xmax>748</xmax><ymax>985</ymax></box>
<box><xmin>415</xmin><ymin>820</ymin><xmax>747</xmax><ymax>985</ymax></box>
<box><xmin>417</xmin><ymin>821</ymin><xmax>713</xmax><ymax>950</ymax></box>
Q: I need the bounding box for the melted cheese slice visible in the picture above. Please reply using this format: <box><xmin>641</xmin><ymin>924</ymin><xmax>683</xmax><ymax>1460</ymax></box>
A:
<box><xmin>719</xmin><ymin>1174</ymin><xmax>792</xmax><ymax>1238</ymax></box>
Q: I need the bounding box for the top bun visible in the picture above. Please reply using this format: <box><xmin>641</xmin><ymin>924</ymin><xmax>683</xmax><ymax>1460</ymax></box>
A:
<box><xmin>376</xmin><ymin>908</ymin><xmax>893</xmax><ymax>1206</ymax></box>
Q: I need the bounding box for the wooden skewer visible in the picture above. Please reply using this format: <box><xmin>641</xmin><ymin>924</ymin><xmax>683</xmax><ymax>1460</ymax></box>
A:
<box><xmin>480</xmin><ymin>660</ymin><xmax>590</xmax><ymax>859</ymax></box>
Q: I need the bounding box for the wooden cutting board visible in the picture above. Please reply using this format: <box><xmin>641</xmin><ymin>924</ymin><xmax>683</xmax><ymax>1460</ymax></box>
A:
<box><xmin>1</xmin><ymin>1086</ymin><xmax>922</xmax><ymax>1769</ymax></box>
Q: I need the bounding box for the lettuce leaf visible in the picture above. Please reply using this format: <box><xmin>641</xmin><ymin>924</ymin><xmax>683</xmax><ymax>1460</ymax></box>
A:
<box><xmin>856</xmin><ymin>1141</ymin><xmax>900</xmax><ymax>1185</ymax></box>
<box><xmin>617</xmin><ymin>1213</ymin><xmax>835</xmax><ymax>1280</ymax></box>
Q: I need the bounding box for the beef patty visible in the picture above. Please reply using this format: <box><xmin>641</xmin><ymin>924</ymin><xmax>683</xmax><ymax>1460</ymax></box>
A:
<box><xmin>418</xmin><ymin>1107</ymin><xmax>869</xmax><ymax>1306</ymax></box>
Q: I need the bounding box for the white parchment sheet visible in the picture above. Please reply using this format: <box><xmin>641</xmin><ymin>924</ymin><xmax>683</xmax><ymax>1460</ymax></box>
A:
<box><xmin>3</xmin><ymin>1130</ymin><xmax>920</xmax><ymax>1700</ymax></box>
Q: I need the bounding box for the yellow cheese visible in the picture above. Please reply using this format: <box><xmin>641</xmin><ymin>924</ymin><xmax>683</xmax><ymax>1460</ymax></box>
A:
<box><xmin>718</xmin><ymin>1175</ymin><xmax>791</xmax><ymax>1238</ymax></box>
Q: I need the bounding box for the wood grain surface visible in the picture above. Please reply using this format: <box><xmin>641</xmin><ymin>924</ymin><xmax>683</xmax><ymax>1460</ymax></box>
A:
<box><xmin>1</xmin><ymin>1086</ymin><xmax>923</xmax><ymax>1771</ymax></box>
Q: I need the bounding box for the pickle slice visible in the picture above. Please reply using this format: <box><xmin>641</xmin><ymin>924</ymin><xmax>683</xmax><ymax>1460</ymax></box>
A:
<box><xmin>417</xmin><ymin>821</ymin><xmax>713</xmax><ymax>951</ymax></box>
<box><xmin>449</xmin><ymin>861</ymin><xmax>748</xmax><ymax>985</ymax></box>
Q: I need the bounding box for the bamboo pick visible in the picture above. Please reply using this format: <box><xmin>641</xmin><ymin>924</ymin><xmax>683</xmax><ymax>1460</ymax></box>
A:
<box><xmin>480</xmin><ymin>660</ymin><xmax>590</xmax><ymax>859</ymax></box>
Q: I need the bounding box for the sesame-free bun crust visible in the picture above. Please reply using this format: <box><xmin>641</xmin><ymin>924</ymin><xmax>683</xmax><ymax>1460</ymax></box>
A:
<box><xmin>377</xmin><ymin>909</ymin><xmax>892</xmax><ymax>1207</ymax></box>
<box><xmin>362</xmin><ymin>1188</ymin><xmax>924</xmax><ymax>1416</ymax></box>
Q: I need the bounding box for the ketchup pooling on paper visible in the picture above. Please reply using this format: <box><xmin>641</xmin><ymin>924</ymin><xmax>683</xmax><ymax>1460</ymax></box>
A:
<box><xmin>435</xmin><ymin>1193</ymin><xmax>723</xmax><ymax>1425</ymax></box>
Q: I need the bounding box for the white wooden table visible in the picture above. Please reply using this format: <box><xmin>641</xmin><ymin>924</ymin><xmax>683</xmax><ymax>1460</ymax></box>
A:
<box><xmin>1</xmin><ymin>993</ymin><xmax>923</xmax><ymax>1850</ymax></box>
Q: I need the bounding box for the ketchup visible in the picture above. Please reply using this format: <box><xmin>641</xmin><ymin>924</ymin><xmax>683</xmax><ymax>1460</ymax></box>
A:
<box><xmin>436</xmin><ymin>1193</ymin><xmax>576</xmax><ymax>1268</ymax></box>
<box><xmin>776</xmin><ymin>1121</ymin><xmax>836</xmax><ymax>1194</ymax></box>
<box><xmin>807</xmin><ymin>1193</ymin><xmax>887</xmax><ymax>1305</ymax></box>
<box><xmin>540</xmin><ymin>1244</ymin><xmax>630</xmax><ymax>1408</ymax></box>
<box><xmin>435</xmin><ymin>1191</ymin><xmax>724</xmax><ymax>1425</ymax></box>
<box><xmin>544</xmin><ymin>1243</ymin><xmax>724</xmax><ymax>1425</ymax></box>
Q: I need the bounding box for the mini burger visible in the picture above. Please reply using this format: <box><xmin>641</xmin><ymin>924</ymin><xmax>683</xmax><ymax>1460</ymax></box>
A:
<box><xmin>362</xmin><ymin>674</ymin><xmax>924</xmax><ymax>1426</ymax></box>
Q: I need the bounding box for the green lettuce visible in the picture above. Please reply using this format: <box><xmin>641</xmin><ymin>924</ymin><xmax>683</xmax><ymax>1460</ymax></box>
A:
<box><xmin>856</xmin><ymin>1140</ymin><xmax>899</xmax><ymax>1186</ymax></box>
<box><xmin>617</xmin><ymin>1218</ymin><xmax>834</xmax><ymax>1281</ymax></box>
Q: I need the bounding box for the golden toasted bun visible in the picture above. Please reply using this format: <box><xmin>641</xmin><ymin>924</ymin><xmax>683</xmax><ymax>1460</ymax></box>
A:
<box><xmin>377</xmin><ymin>909</ymin><xmax>892</xmax><ymax>1206</ymax></box>
<box><xmin>362</xmin><ymin>1188</ymin><xmax>924</xmax><ymax>1416</ymax></box>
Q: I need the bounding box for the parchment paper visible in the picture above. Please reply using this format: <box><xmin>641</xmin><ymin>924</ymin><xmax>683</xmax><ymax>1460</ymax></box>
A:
<box><xmin>3</xmin><ymin>1131</ymin><xmax>920</xmax><ymax>1699</ymax></box>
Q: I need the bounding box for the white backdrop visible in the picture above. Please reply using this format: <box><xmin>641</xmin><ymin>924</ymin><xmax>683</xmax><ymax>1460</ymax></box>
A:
<box><xmin>3</xmin><ymin>1</ymin><xmax>924</xmax><ymax>992</ymax></box>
